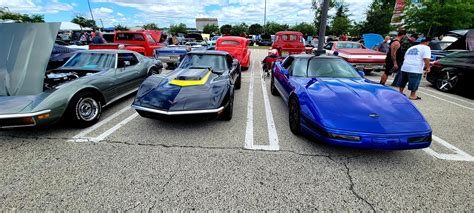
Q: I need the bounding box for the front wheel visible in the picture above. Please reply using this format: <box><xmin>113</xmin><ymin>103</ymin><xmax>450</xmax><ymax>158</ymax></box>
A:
<box><xmin>436</xmin><ymin>70</ymin><xmax>459</xmax><ymax>92</ymax></box>
<box><xmin>235</xmin><ymin>73</ymin><xmax>242</xmax><ymax>90</ymax></box>
<box><xmin>149</xmin><ymin>67</ymin><xmax>161</xmax><ymax>76</ymax></box>
<box><xmin>289</xmin><ymin>97</ymin><xmax>301</xmax><ymax>135</ymax></box>
<box><xmin>66</xmin><ymin>92</ymin><xmax>102</xmax><ymax>127</ymax></box>
<box><xmin>270</xmin><ymin>74</ymin><xmax>279</xmax><ymax>96</ymax></box>
<box><xmin>221</xmin><ymin>92</ymin><xmax>234</xmax><ymax>121</ymax></box>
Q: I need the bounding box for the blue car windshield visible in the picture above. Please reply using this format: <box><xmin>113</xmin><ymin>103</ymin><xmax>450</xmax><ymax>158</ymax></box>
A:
<box><xmin>63</xmin><ymin>52</ymin><xmax>116</xmax><ymax>69</ymax></box>
<box><xmin>179</xmin><ymin>54</ymin><xmax>227</xmax><ymax>71</ymax></box>
<box><xmin>307</xmin><ymin>58</ymin><xmax>361</xmax><ymax>78</ymax></box>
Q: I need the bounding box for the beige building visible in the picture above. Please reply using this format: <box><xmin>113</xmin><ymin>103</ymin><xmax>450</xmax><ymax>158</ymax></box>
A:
<box><xmin>196</xmin><ymin>18</ymin><xmax>218</xmax><ymax>31</ymax></box>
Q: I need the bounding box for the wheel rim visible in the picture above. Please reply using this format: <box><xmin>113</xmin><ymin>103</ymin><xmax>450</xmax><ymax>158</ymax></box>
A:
<box><xmin>77</xmin><ymin>97</ymin><xmax>99</xmax><ymax>121</ymax></box>
<box><xmin>437</xmin><ymin>71</ymin><xmax>458</xmax><ymax>91</ymax></box>
<box><xmin>289</xmin><ymin>99</ymin><xmax>299</xmax><ymax>130</ymax></box>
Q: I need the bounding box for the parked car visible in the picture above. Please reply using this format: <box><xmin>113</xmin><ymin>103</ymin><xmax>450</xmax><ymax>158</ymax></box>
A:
<box><xmin>0</xmin><ymin>23</ymin><xmax>162</xmax><ymax>128</ymax></box>
<box><xmin>208</xmin><ymin>36</ymin><xmax>222</xmax><ymax>50</ymax></box>
<box><xmin>323</xmin><ymin>41</ymin><xmax>386</xmax><ymax>74</ymax></box>
<box><xmin>271</xmin><ymin>31</ymin><xmax>306</xmax><ymax>57</ymax></box>
<box><xmin>427</xmin><ymin>51</ymin><xmax>474</xmax><ymax>92</ymax></box>
<box><xmin>256</xmin><ymin>34</ymin><xmax>273</xmax><ymax>46</ymax></box>
<box><xmin>89</xmin><ymin>31</ymin><xmax>164</xmax><ymax>57</ymax></box>
<box><xmin>48</xmin><ymin>44</ymin><xmax>78</xmax><ymax>70</ymax></box>
<box><xmin>132</xmin><ymin>51</ymin><xmax>241</xmax><ymax>121</ymax></box>
<box><xmin>270</xmin><ymin>54</ymin><xmax>432</xmax><ymax>150</ymax></box>
<box><xmin>215</xmin><ymin>36</ymin><xmax>251</xmax><ymax>70</ymax></box>
<box><xmin>429</xmin><ymin>41</ymin><xmax>455</xmax><ymax>61</ymax></box>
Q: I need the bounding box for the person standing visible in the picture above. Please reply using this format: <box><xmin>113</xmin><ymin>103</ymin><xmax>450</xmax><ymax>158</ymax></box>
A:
<box><xmin>91</xmin><ymin>31</ymin><xmax>106</xmax><ymax>44</ymax></box>
<box><xmin>380</xmin><ymin>30</ymin><xmax>406</xmax><ymax>85</ymax></box>
<box><xmin>397</xmin><ymin>37</ymin><xmax>432</xmax><ymax>100</ymax></box>
<box><xmin>376</xmin><ymin>36</ymin><xmax>391</xmax><ymax>53</ymax></box>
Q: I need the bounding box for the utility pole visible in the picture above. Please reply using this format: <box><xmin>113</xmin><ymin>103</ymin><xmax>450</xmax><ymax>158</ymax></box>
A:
<box><xmin>87</xmin><ymin>0</ymin><xmax>96</xmax><ymax>30</ymax></box>
<box><xmin>263</xmin><ymin>0</ymin><xmax>267</xmax><ymax>34</ymax></box>
<box><xmin>316</xmin><ymin>0</ymin><xmax>329</xmax><ymax>55</ymax></box>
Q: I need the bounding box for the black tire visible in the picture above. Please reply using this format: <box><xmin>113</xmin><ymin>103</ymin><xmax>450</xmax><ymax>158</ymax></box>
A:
<box><xmin>66</xmin><ymin>91</ymin><xmax>102</xmax><ymax>127</ymax></box>
<box><xmin>221</xmin><ymin>92</ymin><xmax>234</xmax><ymax>121</ymax></box>
<box><xmin>148</xmin><ymin>67</ymin><xmax>160</xmax><ymax>76</ymax></box>
<box><xmin>166</xmin><ymin>63</ymin><xmax>176</xmax><ymax>70</ymax></box>
<box><xmin>235</xmin><ymin>72</ymin><xmax>242</xmax><ymax>90</ymax></box>
<box><xmin>289</xmin><ymin>97</ymin><xmax>301</xmax><ymax>135</ymax></box>
<box><xmin>363</xmin><ymin>70</ymin><xmax>372</xmax><ymax>75</ymax></box>
<box><xmin>436</xmin><ymin>70</ymin><xmax>459</xmax><ymax>92</ymax></box>
<box><xmin>270</xmin><ymin>74</ymin><xmax>279</xmax><ymax>96</ymax></box>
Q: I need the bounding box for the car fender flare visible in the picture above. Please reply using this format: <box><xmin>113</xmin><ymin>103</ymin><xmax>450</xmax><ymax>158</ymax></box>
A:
<box><xmin>68</xmin><ymin>87</ymin><xmax>106</xmax><ymax>106</ymax></box>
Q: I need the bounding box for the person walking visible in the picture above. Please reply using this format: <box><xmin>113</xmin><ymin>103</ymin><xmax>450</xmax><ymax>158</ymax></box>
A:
<box><xmin>397</xmin><ymin>37</ymin><xmax>432</xmax><ymax>100</ymax></box>
<box><xmin>376</xmin><ymin>36</ymin><xmax>391</xmax><ymax>53</ymax></box>
<box><xmin>91</xmin><ymin>31</ymin><xmax>106</xmax><ymax>44</ymax></box>
<box><xmin>380</xmin><ymin>30</ymin><xmax>406</xmax><ymax>85</ymax></box>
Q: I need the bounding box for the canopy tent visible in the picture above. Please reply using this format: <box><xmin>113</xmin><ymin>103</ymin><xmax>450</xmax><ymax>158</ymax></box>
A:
<box><xmin>363</xmin><ymin>34</ymin><xmax>384</xmax><ymax>49</ymax></box>
<box><xmin>60</xmin><ymin>22</ymin><xmax>92</xmax><ymax>31</ymax></box>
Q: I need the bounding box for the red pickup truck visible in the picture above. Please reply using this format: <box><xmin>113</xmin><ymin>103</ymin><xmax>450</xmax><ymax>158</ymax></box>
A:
<box><xmin>269</xmin><ymin>31</ymin><xmax>311</xmax><ymax>57</ymax></box>
<box><xmin>89</xmin><ymin>31</ymin><xmax>164</xmax><ymax>57</ymax></box>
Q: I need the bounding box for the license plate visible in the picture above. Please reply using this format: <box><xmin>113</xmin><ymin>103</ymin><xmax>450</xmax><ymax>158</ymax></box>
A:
<box><xmin>281</xmin><ymin>51</ymin><xmax>289</xmax><ymax>57</ymax></box>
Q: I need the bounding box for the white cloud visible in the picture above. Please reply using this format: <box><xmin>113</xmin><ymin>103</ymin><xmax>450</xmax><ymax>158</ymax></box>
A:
<box><xmin>117</xmin><ymin>12</ymin><xmax>124</xmax><ymax>16</ymax></box>
<box><xmin>0</xmin><ymin>0</ymin><xmax>73</xmax><ymax>14</ymax></box>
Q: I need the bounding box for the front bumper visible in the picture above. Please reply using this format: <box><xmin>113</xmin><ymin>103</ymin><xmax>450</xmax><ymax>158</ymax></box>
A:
<box><xmin>132</xmin><ymin>105</ymin><xmax>224</xmax><ymax>116</ymax></box>
<box><xmin>301</xmin><ymin>118</ymin><xmax>431</xmax><ymax>150</ymax></box>
<box><xmin>0</xmin><ymin>110</ymin><xmax>52</xmax><ymax>128</ymax></box>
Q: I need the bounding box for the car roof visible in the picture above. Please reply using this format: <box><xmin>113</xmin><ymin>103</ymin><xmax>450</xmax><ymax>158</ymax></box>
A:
<box><xmin>275</xmin><ymin>31</ymin><xmax>303</xmax><ymax>36</ymax></box>
<box><xmin>290</xmin><ymin>54</ymin><xmax>341</xmax><ymax>59</ymax></box>
<box><xmin>78</xmin><ymin>49</ymin><xmax>137</xmax><ymax>54</ymax></box>
<box><xmin>188</xmin><ymin>50</ymin><xmax>230</xmax><ymax>56</ymax></box>
<box><xmin>219</xmin><ymin>36</ymin><xmax>247</xmax><ymax>41</ymax></box>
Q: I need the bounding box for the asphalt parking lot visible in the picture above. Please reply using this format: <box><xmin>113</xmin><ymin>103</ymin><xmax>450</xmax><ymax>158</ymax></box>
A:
<box><xmin>1</xmin><ymin>49</ymin><xmax>473</xmax><ymax>211</ymax></box>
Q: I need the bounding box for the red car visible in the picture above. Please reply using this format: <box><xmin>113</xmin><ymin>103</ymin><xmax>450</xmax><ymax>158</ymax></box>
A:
<box><xmin>270</xmin><ymin>31</ymin><xmax>308</xmax><ymax>57</ymax></box>
<box><xmin>216</xmin><ymin>36</ymin><xmax>251</xmax><ymax>70</ymax></box>
<box><xmin>90</xmin><ymin>31</ymin><xmax>163</xmax><ymax>57</ymax></box>
<box><xmin>323</xmin><ymin>41</ymin><xmax>386</xmax><ymax>74</ymax></box>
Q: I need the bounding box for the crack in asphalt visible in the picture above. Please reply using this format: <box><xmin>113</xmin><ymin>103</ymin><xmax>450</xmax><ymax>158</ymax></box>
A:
<box><xmin>342</xmin><ymin>162</ymin><xmax>376</xmax><ymax>212</ymax></box>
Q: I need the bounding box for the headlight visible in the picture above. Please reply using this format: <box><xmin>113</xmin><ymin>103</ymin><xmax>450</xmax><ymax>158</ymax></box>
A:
<box><xmin>328</xmin><ymin>133</ymin><xmax>361</xmax><ymax>141</ymax></box>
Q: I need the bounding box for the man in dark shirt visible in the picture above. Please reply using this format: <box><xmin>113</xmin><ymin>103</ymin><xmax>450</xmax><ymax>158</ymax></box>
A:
<box><xmin>380</xmin><ymin>30</ymin><xmax>406</xmax><ymax>85</ymax></box>
<box><xmin>91</xmin><ymin>31</ymin><xmax>106</xmax><ymax>44</ymax></box>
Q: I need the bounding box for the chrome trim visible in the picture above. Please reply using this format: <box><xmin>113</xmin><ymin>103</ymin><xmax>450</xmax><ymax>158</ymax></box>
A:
<box><xmin>0</xmin><ymin>110</ymin><xmax>51</xmax><ymax>119</ymax></box>
<box><xmin>132</xmin><ymin>105</ymin><xmax>224</xmax><ymax>115</ymax></box>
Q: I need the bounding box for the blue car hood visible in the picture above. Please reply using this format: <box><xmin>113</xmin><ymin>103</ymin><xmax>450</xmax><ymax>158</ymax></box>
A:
<box><xmin>301</xmin><ymin>78</ymin><xmax>430</xmax><ymax>134</ymax></box>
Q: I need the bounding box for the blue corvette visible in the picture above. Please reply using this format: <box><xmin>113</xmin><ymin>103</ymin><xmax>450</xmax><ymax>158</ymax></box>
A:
<box><xmin>271</xmin><ymin>54</ymin><xmax>432</xmax><ymax>150</ymax></box>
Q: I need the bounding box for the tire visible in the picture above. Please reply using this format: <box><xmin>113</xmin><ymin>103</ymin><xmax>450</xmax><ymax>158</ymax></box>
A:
<box><xmin>363</xmin><ymin>70</ymin><xmax>372</xmax><ymax>75</ymax></box>
<box><xmin>270</xmin><ymin>74</ymin><xmax>279</xmax><ymax>96</ymax></box>
<box><xmin>289</xmin><ymin>97</ymin><xmax>301</xmax><ymax>135</ymax></box>
<box><xmin>436</xmin><ymin>70</ymin><xmax>459</xmax><ymax>92</ymax></box>
<box><xmin>235</xmin><ymin>73</ymin><xmax>242</xmax><ymax>90</ymax></box>
<box><xmin>148</xmin><ymin>67</ymin><xmax>160</xmax><ymax>76</ymax></box>
<box><xmin>221</xmin><ymin>92</ymin><xmax>234</xmax><ymax>121</ymax></box>
<box><xmin>166</xmin><ymin>63</ymin><xmax>176</xmax><ymax>70</ymax></box>
<box><xmin>66</xmin><ymin>91</ymin><xmax>102</xmax><ymax>127</ymax></box>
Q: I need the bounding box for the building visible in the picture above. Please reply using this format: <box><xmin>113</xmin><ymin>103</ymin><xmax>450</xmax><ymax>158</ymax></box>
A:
<box><xmin>195</xmin><ymin>18</ymin><xmax>218</xmax><ymax>32</ymax></box>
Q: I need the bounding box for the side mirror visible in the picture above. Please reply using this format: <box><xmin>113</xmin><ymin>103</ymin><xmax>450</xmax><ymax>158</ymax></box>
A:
<box><xmin>124</xmin><ymin>61</ymin><xmax>131</xmax><ymax>66</ymax></box>
<box><xmin>358</xmin><ymin>70</ymin><xmax>365</xmax><ymax>77</ymax></box>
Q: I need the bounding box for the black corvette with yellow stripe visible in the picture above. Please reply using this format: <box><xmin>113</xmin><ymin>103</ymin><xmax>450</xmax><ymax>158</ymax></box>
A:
<box><xmin>132</xmin><ymin>51</ymin><xmax>241</xmax><ymax>120</ymax></box>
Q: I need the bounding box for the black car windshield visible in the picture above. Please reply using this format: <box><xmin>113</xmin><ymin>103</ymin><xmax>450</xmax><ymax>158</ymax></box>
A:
<box><xmin>179</xmin><ymin>54</ymin><xmax>227</xmax><ymax>71</ymax></box>
<box><xmin>307</xmin><ymin>58</ymin><xmax>361</xmax><ymax>78</ymax></box>
<box><xmin>63</xmin><ymin>52</ymin><xmax>116</xmax><ymax>69</ymax></box>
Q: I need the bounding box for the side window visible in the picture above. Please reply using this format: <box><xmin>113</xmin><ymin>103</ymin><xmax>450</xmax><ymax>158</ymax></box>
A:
<box><xmin>282</xmin><ymin>57</ymin><xmax>294</xmax><ymax>69</ymax></box>
<box><xmin>146</xmin><ymin>34</ymin><xmax>156</xmax><ymax>44</ymax></box>
<box><xmin>117</xmin><ymin>53</ymin><xmax>139</xmax><ymax>68</ymax></box>
<box><xmin>226</xmin><ymin>55</ymin><xmax>233</xmax><ymax>69</ymax></box>
<box><xmin>324</xmin><ymin>43</ymin><xmax>332</xmax><ymax>50</ymax></box>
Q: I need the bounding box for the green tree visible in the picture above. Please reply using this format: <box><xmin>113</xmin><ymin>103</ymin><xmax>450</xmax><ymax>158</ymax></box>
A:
<box><xmin>114</xmin><ymin>24</ymin><xmax>129</xmax><ymax>31</ymax></box>
<box><xmin>0</xmin><ymin>11</ymin><xmax>44</xmax><ymax>23</ymax></box>
<box><xmin>290</xmin><ymin>22</ymin><xmax>317</xmax><ymax>36</ymax></box>
<box><xmin>202</xmin><ymin>24</ymin><xmax>219</xmax><ymax>34</ymax></box>
<box><xmin>231</xmin><ymin>23</ymin><xmax>249</xmax><ymax>36</ymax></box>
<box><xmin>71</xmin><ymin>15</ymin><xmax>96</xmax><ymax>30</ymax></box>
<box><xmin>143</xmin><ymin>23</ymin><xmax>160</xmax><ymax>30</ymax></box>
<box><xmin>329</xmin><ymin>4</ymin><xmax>352</xmax><ymax>36</ymax></box>
<box><xmin>403</xmin><ymin>0</ymin><xmax>474</xmax><ymax>37</ymax></box>
<box><xmin>264</xmin><ymin>22</ymin><xmax>289</xmax><ymax>34</ymax></box>
<box><xmin>169</xmin><ymin>23</ymin><xmax>187</xmax><ymax>34</ymax></box>
<box><xmin>220</xmin><ymin>24</ymin><xmax>232</xmax><ymax>35</ymax></box>
<box><xmin>248</xmin><ymin>23</ymin><xmax>264</xmax><ymax>35</ymax></box>
<box><xmin>311</xmin><ymin>0</ymin><xmax>338</xmax><ymax>34</ymax></box>
<box><xmin>358</xmin><ymin>0</ymin><xmax>396</xmax><ymax>36</ymax></box>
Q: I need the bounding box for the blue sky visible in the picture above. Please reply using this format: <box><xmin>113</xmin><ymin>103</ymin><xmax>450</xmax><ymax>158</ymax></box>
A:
<box><xmin>1</xmin><ymin>0</ymin><xmax>373</xmax><ymax>28</ymax></box>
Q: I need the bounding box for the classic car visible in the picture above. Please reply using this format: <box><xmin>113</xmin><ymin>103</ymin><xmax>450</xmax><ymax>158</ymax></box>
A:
<box><xmin>208</xmin><ymin>36</ymin><xmax>222</xmax><ymax>50</ymax></box>
<box><xmin>48</xmin><ymin>44</ymin><xmax>78</xmax><ymax>70</ymax></box>
<box><xmin>0</xmin><ymin>22</ymin><xmax>162</xmax><ymax>128</ymax></box>
<box><xmin>155</xmin><ymin>44</ymin><xmax>208</xmax><ymax>69</ymax></box>
<box><xmin>427</xmin><ymin>51</ymin><xmax>474</xmax><ymax>92</ymax></box>
<box><xmin>271</xmin><ymin>31</ymin><xmax>307</xmax><ymax>57</ymax></box>
<box><xmin>89</xmin><ymin>31</ymin><xmax>164</xmax><ymax>57</ymax></box>
<box><xmin>215</xmin><ymin>36</ymin><xmax>251</xmax><ymax>70</ymax></box>
<box><xmin>132</xmin><ymin>51</ymin><xmax>241</xmax><ymax>121</ymax></box>
<box><xmin>323</xmin><ymin>41</ymin><xmax>386</xmax><ymax>74</ymax></box>
<box><xmin>270</xmin><ymin>54</ymin><xmax>432</xmax><ymax>150</ymax></box>
<box><xmin>256</xmin><ymin>34</ymin><xmax>273</xmax><ymax>46</ymax></box>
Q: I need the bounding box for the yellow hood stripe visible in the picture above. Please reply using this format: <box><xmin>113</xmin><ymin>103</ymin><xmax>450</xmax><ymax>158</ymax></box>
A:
<box><xmin>169</xmin><ymin>71</ymin><xmax>211</xmax><ymax>87</ymax></box>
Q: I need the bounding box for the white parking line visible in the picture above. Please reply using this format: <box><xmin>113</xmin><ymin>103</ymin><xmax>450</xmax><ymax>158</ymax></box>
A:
<box><xmin>244</xmin><ymin>60</ymin><xmax>255</xmax><ymax>149</ymax></box>
<box><xmin>69</xmin><ymin>106</ymin><xmax>132</xmax><ymax>142</ymax></box>
<box><xmin>423</xmin><ymin>135</ymin><xmax>474</xmax><ymax>162</ymax></box>
<box><xmin>417</xmin><ymin>91</ymin><xmax>474</xmax><ymax>111</ymax></box>
<box><xmin>259</xmin><ymin>63</ymin><xmax>280</xmax><ymax>150</ymax></box>
<box><xmin>92</xmin><ymin>112</ymin><xmax>138</xmax><ymax>143</ymax></box>
<box><xmin>419</xmin><ymin>87</ymin><xmax>474</xmax><ymax>105</ymax></box>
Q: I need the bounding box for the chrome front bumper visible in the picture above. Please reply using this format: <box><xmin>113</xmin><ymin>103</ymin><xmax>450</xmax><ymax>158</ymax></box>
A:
<box><xmin>132</xmin><ymin>105</ymin><xmax>224</xmax><ymax>115</ymax></box>
<box><xmin>0</xmin><ymin>109</ymin><xmax>51</xmax><ymax>128</ymax></box>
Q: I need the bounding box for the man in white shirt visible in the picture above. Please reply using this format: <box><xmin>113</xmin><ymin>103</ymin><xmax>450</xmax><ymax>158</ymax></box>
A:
<box><xmin>398</xmin><ymin>37</ymin><xmax>432</xmax><ymax>100</ymax></box>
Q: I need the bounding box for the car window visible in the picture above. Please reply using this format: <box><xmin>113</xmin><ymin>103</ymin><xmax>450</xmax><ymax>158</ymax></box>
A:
<box><xmin>146</xmin><ymin>33</ymin><xmax>156</xmax><ymax>44</ymax></box>
<box><xmin>282</xmin><ymin>56</ymin><xmax>294</xmax><ymax>69</ymax></box>
<box><xmin>116</xmin><ymin>33</ymin><xmax>145</xmax><ymax>41</ymax></box>
<box><xmin>336</xmin><ymin>42</ymin><xmax>361</xmax><ymax>49</ymax></box>
<box><xmin>324</xmin><ymin>43</ymin><xmax>333</xmax><ymax>50</ymax></box>
<box><xmin>179</xmin><ymin>54</ymin><xmax>227</xmax><ymax>71</ymax></box>
<box><xmin>63</xmin><ymin>52</ymin><xmax>116</xmax><ymax>69</ymax></box>
<box><xmin>307</xmin><ymin>58</ymin><xmax>361</xmax><ymax>78</ymax></box>
<box><xmin>117</xmin><ymin>53</ymin><xmax>139</xmax><ymax>68</ymax></box>
<box><xmin>290</xmin><ymin>58</ymin><xmax>308</xmax><ymax>77</ymax></box>
<box><xmin>221</xmin><ymin>40</ymin><xmax>240</xmax><ymax>45</ymax></box>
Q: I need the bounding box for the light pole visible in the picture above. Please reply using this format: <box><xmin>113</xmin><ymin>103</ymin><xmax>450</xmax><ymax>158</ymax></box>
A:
<box><xmin>263</xmin><ymin>0</ymin><xmax>267</xmax><ymax>34</ymax></box>
<box><xmin>316</xmin><ymin>0</ymin><xmax>329</xmax><ymax>55</ymax></box>
<box><xmin>87</xmin><ymin>0</ymin><xmax>96</xmax><ymax>29</ymax></box>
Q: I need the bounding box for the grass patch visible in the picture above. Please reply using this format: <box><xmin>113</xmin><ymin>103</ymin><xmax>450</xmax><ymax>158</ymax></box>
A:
<box><xmin>249</xmin><ymin>46</ymin><xmax>271</xmax><ymax>49</ymax></box>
